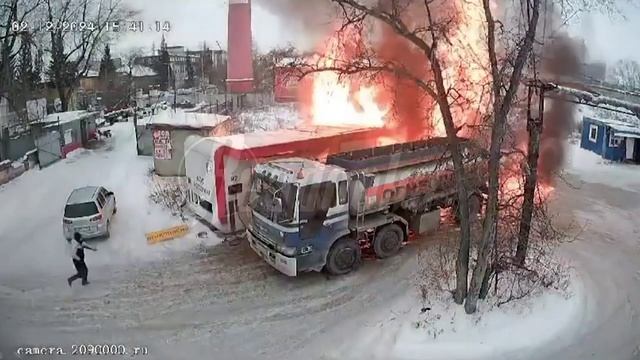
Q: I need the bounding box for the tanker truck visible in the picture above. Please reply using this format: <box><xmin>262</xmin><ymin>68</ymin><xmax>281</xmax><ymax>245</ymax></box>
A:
<box><xmin>246</xmin><ymin>137</ymin><xmax>488</xmax><ymax>276</ymax></box>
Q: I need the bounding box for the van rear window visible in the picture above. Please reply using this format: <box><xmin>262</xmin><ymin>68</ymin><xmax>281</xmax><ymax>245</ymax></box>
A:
<box><xmin>64</xmin><ymin>202</ymin><xmax>99</xmax><ymax>218</ymax></box>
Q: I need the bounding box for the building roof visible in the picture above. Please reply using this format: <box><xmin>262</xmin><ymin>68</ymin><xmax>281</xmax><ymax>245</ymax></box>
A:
<box><xmin>211</xmin><ymin>125</ymin><xmax>377</xmax><ymax>150</ymax></box>
<box><xmin>117</xmin><ymin>64</ymin><xmax>158</xmax><ymax>77</ymax></box>
<box><xmin>585</xmin><ymin>116</ymin><xmax>640</xmax><ymax>136</ymax></box>
<box><xmin>35</xmin><ymin>110</ymin><xmax>97</xmax><ymax>125</ymax></box>
<box><xmin>144</xmin><ymin>108</ymin><xmax>230</xmax><ymax>129</ymax></box>
<box><xmin>66</xmin><ymin>186</ymin><xmax>99</xmax><ymax>204</ymax></box>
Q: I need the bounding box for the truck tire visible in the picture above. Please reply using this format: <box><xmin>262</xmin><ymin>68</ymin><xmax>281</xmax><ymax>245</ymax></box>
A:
<box><xmin>325</xmin><ymin>237</ymin><xmax>361</xmax><ymax>276</ymax></box>
<box><xmin>373</xmin><ymin>224</ymin><xmax>404</xmax><ymax>259</ymax></box>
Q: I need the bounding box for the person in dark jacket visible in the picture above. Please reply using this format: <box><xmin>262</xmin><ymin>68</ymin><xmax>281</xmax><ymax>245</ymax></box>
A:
<box><xmin>67</xmin><ymin>232</ymin><xmax>97</xmax><ymax>287</ymax></box>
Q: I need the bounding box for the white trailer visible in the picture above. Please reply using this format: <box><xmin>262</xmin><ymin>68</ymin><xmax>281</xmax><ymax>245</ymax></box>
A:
<box><xmin>184</xmin><ymin>126</ymin><xmax>389</xmax><ymax>234</ymax></box>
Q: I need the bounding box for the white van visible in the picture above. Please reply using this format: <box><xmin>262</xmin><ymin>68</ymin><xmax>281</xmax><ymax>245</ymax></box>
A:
<box><xmin>63</xmin><ymin>186</ymin><xmax>117</xmax><ymax>241</ymax></box>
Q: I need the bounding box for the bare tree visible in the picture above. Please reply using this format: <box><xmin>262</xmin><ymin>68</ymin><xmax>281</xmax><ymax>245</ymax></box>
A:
<box><xmin>44</xmin><ymin>0</ymin><xmax>133</xmax><ymax>111</ymax></box>
<box><xmin>0</xmin><ymin>0</ymin><xmax>43</xmax><ymax>120</ymax></box>
<box><xmin>464</xmin><ymin>0</ymin><xmax>543</xmax><ymax>314</ymax></box>
<box><xmin>610</xmin><ymin>59</ymin><xmax>640</xmax><ymax>90</ymax></box>
<box><xmin>289</xmin><ymin>0</ymin><xmax>479</xmax><ymax>304</ymax></box>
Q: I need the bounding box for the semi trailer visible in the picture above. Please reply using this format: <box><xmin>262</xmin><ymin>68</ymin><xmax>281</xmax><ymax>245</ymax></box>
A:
<box><xmin>246</xmin><ymin>137</ymin><xmax>488</xmax><ymax>276</ymax></box>
<box><xmin>184</xmin><ymin>125</ymin><xmax>392</xmax><ymax>234</ymax></box>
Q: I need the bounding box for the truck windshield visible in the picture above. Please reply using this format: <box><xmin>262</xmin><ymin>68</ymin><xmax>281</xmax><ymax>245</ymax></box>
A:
<box><xmin>249</xmin><ymin>173</ymin><xmax>297</xmax><ymax>224</ymax></box>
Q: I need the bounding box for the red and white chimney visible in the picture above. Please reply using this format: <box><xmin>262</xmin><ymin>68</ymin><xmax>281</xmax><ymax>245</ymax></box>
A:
<box><xmin>227</xmin><ymin>0</ymin><xmax>254</xmax><ymax>93</ymax></box>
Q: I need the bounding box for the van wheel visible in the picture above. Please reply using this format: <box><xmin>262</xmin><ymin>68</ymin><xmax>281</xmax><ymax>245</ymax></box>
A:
<box><xmin>325</xmin><ymin>237</ymin><xmax>361</xmax><ymax>276</ymax></box>
<box><xmin>373</xmin><ymin>224</ymin><xmax>404</xmax><ymax>259</ymax></box>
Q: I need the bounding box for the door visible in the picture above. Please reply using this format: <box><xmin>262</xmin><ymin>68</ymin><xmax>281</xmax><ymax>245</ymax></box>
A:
<box><xmin>35</xmin><ymin>131</ymin><xmax>62</xmax><ymax>167</ymax></box>
<box><xmin>99</xmin><ymin>188</ymin><xmax>115</xmax><ymax>218</ymax></box>
<box><xmin>626</xmin><ymin>138</ymin><xmax>635</xmax><ymax>160</ymax></box>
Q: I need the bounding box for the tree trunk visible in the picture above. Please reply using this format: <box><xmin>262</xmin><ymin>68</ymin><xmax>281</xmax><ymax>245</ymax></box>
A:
<box><xmin>479</xmin><ymin>263</ymin><xmax>493</xmax><ymax>300</ymax></box>
<box><xmin>465</xmin><ymin>0</ymin><xmax>541</xmax><ymax>314</ymax></box>
<box><xmin>428</xmin><ymin>56</ymin><xmax>471</xmax><ymax>305</ymax></box>
<box><xmin>515</xmin><ymin>90</ymin><xmax>544</xmax><ymax>265</ymax></box>
<box><xmin>58</xmin><ymin>86</ymin><xmax>69</xmax><ymax>112</ymax></box>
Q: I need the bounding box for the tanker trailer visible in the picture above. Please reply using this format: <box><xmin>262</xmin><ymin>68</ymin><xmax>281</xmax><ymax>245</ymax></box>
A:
<box><xmin>246</xmin><ymin>137</ymin><xmax>488</xmax><ymax>276</ymax></box>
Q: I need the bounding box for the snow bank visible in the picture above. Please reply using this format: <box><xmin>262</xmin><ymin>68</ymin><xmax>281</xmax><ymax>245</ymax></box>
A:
<box><xmin>329</xmin><ymin>280</ymin><xmax>583</xmax><ymax>360</ymax></box>
<box><xmin>566</xmin><ymin>142</ymin><xmax>640</xmax><ymax>191</ymax></box>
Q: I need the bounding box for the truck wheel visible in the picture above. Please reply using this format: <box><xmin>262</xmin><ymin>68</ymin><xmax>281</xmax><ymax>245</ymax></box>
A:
<box><xmin>325</xmin><ymin>237</ymin><xmax>361</xmax><ymax>276</ymax></box>
<box><xmin>373</xmin><ymin>224</ymin><xmax>404</xmax><ymax>259</ymax></box>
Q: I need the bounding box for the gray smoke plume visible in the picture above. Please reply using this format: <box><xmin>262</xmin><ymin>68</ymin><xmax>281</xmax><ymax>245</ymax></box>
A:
<box><xmin>254</xmin><ymin>0</ymin><xmax>339</xmax><ymax>50</ymax></box>
<box><xmin>538</xmin><ymin>33</ymin><xmax>584</xmax><ymax>185</ymax></box>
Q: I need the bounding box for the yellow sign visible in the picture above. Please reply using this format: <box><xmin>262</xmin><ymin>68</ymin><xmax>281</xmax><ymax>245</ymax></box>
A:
<box><xmin>146</xmin><ymin>224</ymin><xmax>189</xmax><ymax>244</ymax></box>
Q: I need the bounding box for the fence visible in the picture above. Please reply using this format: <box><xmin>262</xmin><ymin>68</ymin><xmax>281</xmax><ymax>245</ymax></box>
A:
<box><xmin>0</xmin><ymin>126</ymin><xmax>36</xmax><ymax>163</ymax></box>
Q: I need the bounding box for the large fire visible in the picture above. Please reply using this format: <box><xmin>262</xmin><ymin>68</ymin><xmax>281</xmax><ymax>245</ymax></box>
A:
<box><xmin>307</xmin><ymin>27</ymin><xmax>388</xmax><ymax>128</ymax></box>
<box><xmin>304</xmin><ymin>0</ymin><xmax>490</xmax><ymax>136</ymax></box>
<box><xmin>300</xmin><ymin>0</ymin><xmax>555</xmax><ymax>200</ymax></box>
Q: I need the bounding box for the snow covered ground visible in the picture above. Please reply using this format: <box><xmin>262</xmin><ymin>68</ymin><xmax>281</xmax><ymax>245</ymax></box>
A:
<box><xmin>0</xmin><ymin>121</ymin><xmax>219</xmax><ymax>281</ymax></box>
<box><xmin>565</xmin><ymin>138</ymin><xmax>640</xmax><ymax>192</ymax></box>
<box><xmin>0</xmin><ymin>127</ymin><xmax>639</xmax><ymax>360</ymax></box>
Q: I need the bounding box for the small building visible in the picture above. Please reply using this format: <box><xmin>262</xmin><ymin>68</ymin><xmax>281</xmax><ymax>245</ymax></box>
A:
<box><xmin>274</xmin><ymin>58</ymin><xmax>299</xmax><ymax>103</ymax></box>
<box><xmin>31</xmin><ymin>111</ymin><xmax>100</xmax><ymax>166</ymax></box>
<box><xmin>580</xmin><ymin>116</ymin><xmax>640</xmax><ymax>163</ymax></box>
<box><xmin>138</xmin><ymin>108</ymin><xmax>232</xmax><ymax>176</ymax></box>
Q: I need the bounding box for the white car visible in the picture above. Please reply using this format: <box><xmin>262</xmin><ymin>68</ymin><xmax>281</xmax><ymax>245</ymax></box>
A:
<box><xmin>63</xmin><ymin>186</ymin><xmax>117</xmax><ymax>241</ymax></box>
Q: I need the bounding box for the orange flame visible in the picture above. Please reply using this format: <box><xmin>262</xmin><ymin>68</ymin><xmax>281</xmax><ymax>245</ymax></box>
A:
<box><xmin>304</xmin><ymin>0</ymin><xmax>491</xmax><ymax>135</ymax></box>
<box><xmin>432</xmin><ymin>0</ymin><xmax>491</xmax><ymax>137</ymax></box>
<box><xmin>308</xmin><ymin>27</ymin><xmax>388</xmax><ymax>128</ymax></box>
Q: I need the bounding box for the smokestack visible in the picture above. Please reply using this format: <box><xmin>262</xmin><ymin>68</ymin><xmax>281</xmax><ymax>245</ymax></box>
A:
<box><xmin>227</xmin><ymin>0</ymin><xmax>254</xmax><ymax>93</ymax></box>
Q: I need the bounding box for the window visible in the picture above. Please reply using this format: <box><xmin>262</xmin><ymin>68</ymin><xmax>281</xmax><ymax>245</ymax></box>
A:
<box><xmin>64</xmin><ymin>129</ymin><xmax>73</xmax><ymax>145</ymax></box>
<box><xmin>338</xmin><ymin>181</ymin><xmax>348</xmax><ymax>205</ymax></box>
<box><xmin>609</xmin><ymin>134</ymin><xmax>622</xmax><ymax>148</ymax></box>
<box><xmin>64</xmin><ymin>202</ymin><xmax>99</xmax><ymax>218</ymax></box>
<box><xmin>96</xmin><ymin>193</ymin><xmax>106</xmax><ymax>208</ymax></box>
<box><xmin>589</xmin><ymin>125</ymin><xmax>598</xmax><ymax>142</ymax></box>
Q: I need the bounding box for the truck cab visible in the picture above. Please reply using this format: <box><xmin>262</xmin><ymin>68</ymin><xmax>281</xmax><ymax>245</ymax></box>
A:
<box><xmin>247</xmin><ymin>158</ymin><xmax>352</xmax><ymax>276</ymax></box>
<box><xmin>247</xmin><ymin>137</ymin><xmax>488</xmax><ymax>277</ymax></box>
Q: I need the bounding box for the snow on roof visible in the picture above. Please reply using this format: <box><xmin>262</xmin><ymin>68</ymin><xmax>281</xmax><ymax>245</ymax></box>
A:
<box><xmin>585</xmin><ymin>116</ymin><xmax>640</xmax><ymax>136</ymax></box>
<box><xmin>143</xmin><ymin>108</ymin><xmax>230</xmax><ymax>129</ymax></box>
<box><xmin>211</xmin><ymin>125</ymin><xmax>376</xmax><ymax>150</ymax></box>
<box><xmin>38</xmin><ymin>110</ymin><xmax>96</xmax><ymax>125</ymax></box>
<box><xmin>85</xmin><ymin>70</ymin><xmax>100</xmax><ymax>78</ymax></box>
<box><xmin>117</xmin><ymin>64</ymin><xmax>158</xmax><ymax>77</ymax></box>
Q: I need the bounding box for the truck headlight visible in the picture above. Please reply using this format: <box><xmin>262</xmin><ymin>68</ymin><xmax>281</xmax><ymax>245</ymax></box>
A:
<box><xmin>277</xmin><ymin>244</ymin><xmax>297</xmax><ymax>256</ymax></box>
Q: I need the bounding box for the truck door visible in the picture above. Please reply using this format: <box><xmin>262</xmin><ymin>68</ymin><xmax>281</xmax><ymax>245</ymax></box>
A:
<box><xmin>298</xmin><ymin>181</ymin><xmax>348</xmax><ymax>245</ymax></box>
<box><xmin>326</xmin><ymin>180</ymin><xmax>349</xmax><ymax>227</ymax></box>
<box><xmin>299</xmin><ymin>181</ymin><xmax>335</xmax><ymax>240</ymax></box>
